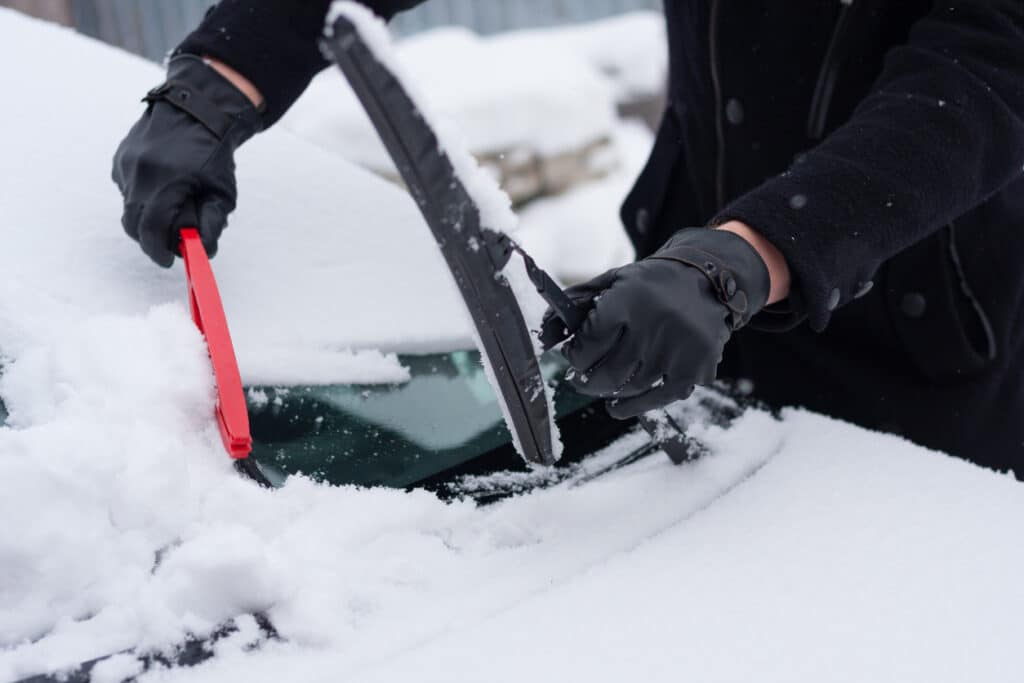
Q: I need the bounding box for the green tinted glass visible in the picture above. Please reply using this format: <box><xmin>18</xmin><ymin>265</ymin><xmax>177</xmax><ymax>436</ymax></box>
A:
<box><xmin>248</xmin><ymin>351</ymin><xmax>590</xmax><ymax>488</ymax></box>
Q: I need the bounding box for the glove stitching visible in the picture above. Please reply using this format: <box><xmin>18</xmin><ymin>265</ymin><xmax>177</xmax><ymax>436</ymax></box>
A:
<box><xmin>608</xmin><ymin>359</ymin><xmax>644</xmax><ymax>397</ymax></box>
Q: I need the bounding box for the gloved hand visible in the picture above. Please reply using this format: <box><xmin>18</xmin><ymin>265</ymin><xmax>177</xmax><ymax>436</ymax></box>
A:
<box><xmin>556</xmin><ymin>227</ymin><xmax>771</xmax><ymax>418</ymax></box>
<box><xmin>112</xmin><ymin>55</ymin><xmax>262</xmax><ymax>267</ymax></box>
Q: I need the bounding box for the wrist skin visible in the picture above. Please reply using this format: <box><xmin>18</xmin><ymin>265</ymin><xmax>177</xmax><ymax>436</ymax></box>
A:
<box><xmin>715</xmin><ymin>220</ymin><xmax>791</xmax><ymax>305</ymax></box>
<box><xmin>203</xmin><ymin>57</ymin><xmax>265</xmax><ymax>108</ymax></box>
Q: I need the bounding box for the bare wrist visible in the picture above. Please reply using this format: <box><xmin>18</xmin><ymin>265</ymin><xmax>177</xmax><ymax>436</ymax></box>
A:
<box><xmin>715</xmin><ymin>220</ymin><xmax>791</xmax><ymax>305</ymax></box>
<box><xmin>203</xmin><ymin>57</ymin><xmax>264</xmax><ymax>108</ymax></box>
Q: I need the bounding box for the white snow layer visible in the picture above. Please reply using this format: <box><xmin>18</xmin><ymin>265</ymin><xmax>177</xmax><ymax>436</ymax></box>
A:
<box><xmin>4</xmin><ymin>7</ymin><xmax>1024</xmax><ymax>683</ymax></box>
<box><xmin>527</xmin><ymin>11</ymin><xmax>668</xmax><ymax>100</ymax></box>
<box><xmin>0</xmin><ymin>7</ymin><xmax>476</xmax><ymax>386</ymax></box>
<box><xmin>5</xmin><ymin>317</ymin><xmax>1024</xmax><ymax>683</ymax></box>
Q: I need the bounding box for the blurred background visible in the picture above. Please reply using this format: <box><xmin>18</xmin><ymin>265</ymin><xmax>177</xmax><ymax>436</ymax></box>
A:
<box><xmin>0</xmin><ymin>0</ymin><xmax>660</xmax><ymax>61</ymax></box>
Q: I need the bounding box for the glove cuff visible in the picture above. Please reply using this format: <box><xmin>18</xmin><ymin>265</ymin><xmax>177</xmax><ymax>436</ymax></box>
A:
<box><xmin>144</xmin><ymin>55</ymin><xmax>262</xmax><ymax>146</ymax></box>
<box><xmin>649</xmin><ymin>228</ymin><xmax>772</xmax><ymax>330</ymax></box>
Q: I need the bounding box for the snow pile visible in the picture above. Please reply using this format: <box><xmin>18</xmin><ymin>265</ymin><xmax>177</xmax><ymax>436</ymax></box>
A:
<box><xmin>0</xmin><ymin>307</ymin><xmax>222</xmax><ymax>649</ymax></box>
<box><xmin>503</xmin><ymin>11</ymin><xmax>667</xmax><ymax>101</ymax></box>
<box><xmin>291</xmin><ymin>17</ymin><xmax>624</xmax><ymax>174</ymax></box>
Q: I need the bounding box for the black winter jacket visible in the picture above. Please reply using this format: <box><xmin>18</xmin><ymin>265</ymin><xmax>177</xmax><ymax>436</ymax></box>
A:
<box><xmin>177</xmin><ymin>1</ymin><xmax>1024</xmax><ymax>473</ymax></box>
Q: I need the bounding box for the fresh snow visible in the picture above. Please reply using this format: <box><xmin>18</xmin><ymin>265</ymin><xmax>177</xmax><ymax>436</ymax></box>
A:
<box><xmin>3</xmin><ymin>7</ymin><xmax>1024</xmax><ymax>683</ymax></box>
<box><xmin>296</xmin><ymin>11</ymin><xmax>631</xmax><ymax>174</ymax></box>
<box><xmin>6</xmin><ymin>337</ymin><xmax>1024</xmax><ymax>683</ymax></box>
<box><xmin>526</xmin><ymin>11</ymin><xmax>668</xmax><ymax>101</ymax></box>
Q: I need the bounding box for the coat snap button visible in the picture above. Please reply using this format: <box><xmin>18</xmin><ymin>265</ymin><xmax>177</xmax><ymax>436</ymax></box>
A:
<box><xmin>723</xmin><ymin>275</ymin><xmax>737</xmax><ymax>299</ymax></box>
<box><xmin>901</xmin><ymin>292</ymin><xmax>927</xmax><ymax>318</ymax></box>
<box><xmin>826</xmin><ymin>288</ymin><xmax>841</xmax><ymax>311</ymax></box>
<box><xmin>725</xmin><ymin>98</ymin><xmax>744</xmax><ymax>125</ymax></box>
<box><xmin>635</xmin><ymin>208</ymin><xmax>650</xmax><ymax>234</ymax></box>
<box><xmin>853</xmin><ymin>280</ymin><xmax>874</xmax><ymax>299</ymax></box>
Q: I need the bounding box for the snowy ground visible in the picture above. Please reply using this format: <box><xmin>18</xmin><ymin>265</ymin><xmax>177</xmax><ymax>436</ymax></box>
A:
<box><xmin>3</xmin><ymin>8</ymin><xmax>1024</xmax><ymax>683</ymax></box>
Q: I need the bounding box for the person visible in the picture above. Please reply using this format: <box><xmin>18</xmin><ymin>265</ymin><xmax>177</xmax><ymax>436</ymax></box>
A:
<box><xmin>112</xmin><ymin>1</ymin><xmax>1024</xmax><ymax>475</ymax></box>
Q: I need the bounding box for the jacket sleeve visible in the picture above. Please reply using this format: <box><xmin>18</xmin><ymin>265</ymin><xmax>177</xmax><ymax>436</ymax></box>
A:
<box><xmin>174</xmin><ymin>0</ymin><xmax>425</xmax><ymax>127</ymax></box>
<box><xmin>714</xmin><ymin>0</ymin><xmax>1024</xmax><ymax>332</ymax></box>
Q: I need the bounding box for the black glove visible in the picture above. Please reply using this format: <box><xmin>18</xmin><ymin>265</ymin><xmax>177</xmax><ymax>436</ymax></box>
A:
<box><xmin>112</xmin><ymin>55</ymin><xmax>262</xmax><ymax>267</ymax></box>
<box><xmin>557</xmin><ymin>228</ymin><xmax>771</xmax><ymax>419</ymax></box>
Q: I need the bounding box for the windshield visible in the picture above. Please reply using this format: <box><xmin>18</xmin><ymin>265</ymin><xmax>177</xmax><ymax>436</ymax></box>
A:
<box><xmin>0</xmin><ymin>352</ymin><xmax>600</xmax><ymax>489</ymax></box>
<box><xmin>248</xmin><ymin>350</ymin><xmax>591</xmax><ymax>488</ymax></box>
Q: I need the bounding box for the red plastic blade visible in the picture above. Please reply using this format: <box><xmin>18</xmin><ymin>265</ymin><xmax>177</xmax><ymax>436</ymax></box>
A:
<box><xmin>180</xmin><ymin>228</ymin><xmax>252</xmax><ymax>459</ymax></box>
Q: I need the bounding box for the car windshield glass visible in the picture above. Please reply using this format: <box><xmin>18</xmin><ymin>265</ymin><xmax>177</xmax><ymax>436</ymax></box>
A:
<box><xmin>248</xmin><ymin>350</ymin><xmax>590</xmax><ymax>488</ymax></box>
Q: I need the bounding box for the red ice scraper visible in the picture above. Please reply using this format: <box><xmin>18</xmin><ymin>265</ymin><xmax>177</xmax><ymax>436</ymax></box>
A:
<box><xmin>179</xmin><ymin>228</ymin><xmax>252</xmax><ymax>461</ymax></box>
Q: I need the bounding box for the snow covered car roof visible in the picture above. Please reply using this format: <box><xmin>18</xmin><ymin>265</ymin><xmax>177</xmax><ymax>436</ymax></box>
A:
<box><xmin>3</xmin><ymin>8</ymin><xmax>1024</xmax><ymax>683</ymax></box>
<box><xmin>0</xmin><ymin>10</ymin><xmax>479</xmax><ymax>387</ymax></box>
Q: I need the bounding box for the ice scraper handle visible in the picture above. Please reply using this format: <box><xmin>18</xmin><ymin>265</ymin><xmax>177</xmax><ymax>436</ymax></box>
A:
<box><xmin>180</xmin><ymin>228</ymin><xmax>253</xmax><ymax>461</ymax></box>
